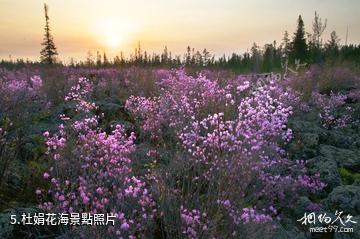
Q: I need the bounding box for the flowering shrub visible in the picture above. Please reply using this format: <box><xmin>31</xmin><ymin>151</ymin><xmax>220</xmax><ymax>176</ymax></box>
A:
<box><xmin>155</xmin><ymin>69</ymin><xmax>226</xmax><ymax>129</ymax></box>
<box><xmin>0</xmin><ymin>69</ymin><xmax>47</xmax><ymax>206</ymax></box>
<box><xmin>126</xmin><ymin>95</ymin><xmax>162</xmax><ymax>136</ymax></box>
<box><xmin>30</xmin><ymin>75</ymin><xmax>43</xmax><ymax>91</ymax></box>
<box><xmin>64</xmin><ymin>77</ymin><xmax>97</xmax><ymax>112</ymax></box>
<box><xmin>217</xmin><ymin>200</ymin><xmax>273</xmax><ymax>224</ymax></box>
<box><xmin>0</xmin><ymin>68</ymin><xmax>42</xmax><ymax>96</ymax></box>
<box><xmin>39</xmin><ymin>78</ymin><xmax>156</xmax><ymax>238</ymax></box>
<box><xmin>178</xmin><ymin>78</ymin><xmax>323</xmax><ymax>224</ymax></box>
<box><xmin>311</xmin><ymin>91</ymin><xmax>353</xmax><ymax>129</ymax></box>
<box><xmin>126</xmin><ymin>69</ymin><xmax>226</xmax><ymax>163</ymax></box>
<box><xmin>180</xmin><ymin>206</ymin><xmax>208</xmax><ymax>239</ymax></box>
<box><xmin>126</xmin><ymin>70</ymin><xmax>324</xmax><ymax>237</ymax></box>
<box><xmin>2</xmin><ymin>66</ymin><xmax>358</xmax><ymax>238</ymax></box>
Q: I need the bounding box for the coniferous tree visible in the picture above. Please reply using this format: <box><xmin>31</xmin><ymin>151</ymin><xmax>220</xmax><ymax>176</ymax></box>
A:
<box><xmin>96</xmin><ymin>51</ymin><xmax>102</xmax><ymax>66</ymax></box>
<box><xmin>137</xmin><ymin>41</ymin><xmax>142</xmax><ymax>63</ymax></box>
<box><xmin>113</xmin><ymin>55</ymin><xmax>121</xmax><ymax>65</ymax></box>
<box><xmin>185</xmin><ymin>46</ymin><xmax>191</xmax><ymax>65</ymax></box>
<box><xmin>202</xmin><ymin>48</ymin><xmax>210</xmax><ymax>66</ymax></box>
<box><xmin>191</xmin><ymin>48</ymin><xmax>195</xmax><ymax>65</ymax></box>
<box><xmin>251</xmin><ymin>43</ymin><xmax>261</xmax><ymax>72</ymax></box>
<box><xmin>144</xmin><ymin>51</ymin><xmax>148</xmax><ymax>64</ymax></box>
<box><xmin>281</xmin><ymin>31</ymin><xmax>291</xmax><ymax>60</ymax></box>
<box><xmin>85</xmin><ymin>51</ymin><xmax>94</xmax><ymax>66</ymax></box>
<box><xmin>103</xmin><ymin>52</ymin><xmax>109</xmax><ymax>66</ymax></box>
<box><xmin>291</xmin><ymin>15</ymin><xmax>308</xmax><ymax>62</ymax></box>
<box><xmin>325</xmin><ymin>31</ymin><xmax>341</xmax><ymax>58</ymax></box>
<box><xmin>120</xmin><ymin>51</ymin><xmax>125</xmax><ymax>65</ymax></box>
<box><xmin>263</xmin><ymin>43</ymin><xmax>274</xmax><ymax>71</ymax></box>
<box><xmin>169</xmin><ymin>52</ymin><xmax>172</xmax><ymax>65</ymax></box>
<box><xmin>161</xmin><ymin>46</ymin><xmax>168</xmax><ymax>64</ymax></box>
<box><xmin>326</xmin><ymin>31</ymin><xmax>340</xmax><ymax>51</ymax></box>
<box><xmin>40</xmin><ymin>3</ymin><xmax>58</xmax><ymax>64</ymax></box>
<box><xmin>194</xmin><ymin>50</ymin><xmax>203</xmax><ymax>66</ymax></box>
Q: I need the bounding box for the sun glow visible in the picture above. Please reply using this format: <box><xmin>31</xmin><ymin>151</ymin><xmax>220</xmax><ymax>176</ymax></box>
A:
<box><xmin>93</xmin><ymin>17</ymin><xmax>137</xmax><ymax>49</ymax></box>
<box><xmin>106</xmin><ymin>35</ymin><xmax>122</xmax><ymax>48</ymax></box>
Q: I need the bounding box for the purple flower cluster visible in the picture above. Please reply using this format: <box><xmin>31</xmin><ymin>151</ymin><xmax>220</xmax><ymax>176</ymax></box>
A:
<box><xmin>39</xmin><ymin>78</ymin><xmax>156</xmax><ymax>237</ymax></box>
<box><xmin>0</xmin><ymin>68</ymin><xmax>42</xmax><ymax>94</ymax></box>
<box><xmin>312</xmin><ymin>91</ymin><xmax>353</xmax><ymax>129</ymax></box>
<box><xmin>155</xmin><ymin>69</ymin><xmax>225</xmax><ymax>129</ymax></box>
<box><xmin>180</xmin><ymin>206</ymin><xmax>208</xmax><ymax>239</ymax></box>
<box><xmin>64</xmin><ymin>77</ymin><xmax>97</xmax><ymax>113</ymax></box>
<box><xmin>217</xmin><ymin>199</ymin><xmax>273</xmax><ymax>225</ymax></box>
<box><xmin>125</xmin><ymin>95</ymin><xmax>162</xmax><ymax>136</ymax></box>
<box><xmin>127</xmin><ymin>69</ymin><xmax>324</xmax><ymax>231</ymax></box>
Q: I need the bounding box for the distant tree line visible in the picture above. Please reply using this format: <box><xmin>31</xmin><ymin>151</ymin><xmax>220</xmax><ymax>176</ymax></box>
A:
<box><xmin>74</xmin><ymin>12</ymin><xmax>360</xmax><ymax>72</ymax></box>
<box><xmin>1</xmin><ymin>11</ymin><xmax>360</xmax><ymax>72</ymax></box>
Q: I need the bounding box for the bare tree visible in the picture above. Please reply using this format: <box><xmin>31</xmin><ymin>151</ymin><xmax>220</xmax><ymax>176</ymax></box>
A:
<box><xmin>312</xmin><ymin>11</ymin><xmax>327</xmax><ymax>48</ymax></box>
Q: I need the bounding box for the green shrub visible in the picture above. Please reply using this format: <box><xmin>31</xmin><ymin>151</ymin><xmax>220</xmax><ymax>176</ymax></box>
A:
<box><xmin>339</xmin><ymin>167</ymin><xmax>360</xmax><ymax>184</ymax></box>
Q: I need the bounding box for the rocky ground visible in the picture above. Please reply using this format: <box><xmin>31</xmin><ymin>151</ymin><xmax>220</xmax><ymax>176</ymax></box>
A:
<box><xmin>279</xmin><ymin>98</ymin><xmax>360</xmax><ymax>239</ymax></box>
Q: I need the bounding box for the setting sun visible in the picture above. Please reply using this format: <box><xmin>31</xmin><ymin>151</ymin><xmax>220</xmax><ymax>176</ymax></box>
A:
<box><xmin>106</xmin><ymin>35</ymin><xmax>122</xmax><ymax>48</ymax></box>
<box><xmin>93</xmin><ymin>17</ymin><xmax>138</xmax><ymax>50</ymax></box>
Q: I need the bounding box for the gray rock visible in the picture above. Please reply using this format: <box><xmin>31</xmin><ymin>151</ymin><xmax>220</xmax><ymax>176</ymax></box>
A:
<box><xmin>299</xmin><ymin>133</ymin><xmax>319</xmax><ymax>148</ymax></box>
<box><xmin>320</xmin><ymin>130</ymin><xmax>354</xmax><ymax>149</ymax></box>
<box><xmin>288</xmin><ymin>140</ymin><xmax>317</xmax><ymax>160</ymax></box>
<box><xmin>333</xmin><ymin>215</ymin><xmax>360</xmax><ymax>239</ymax></box>
<box><xmin>0</xmin><ymin>207</ymin><xmax>39</xmax><ymax>239</ymax></box>
<box><xmin>272</xmin><ymin>228</ymin><xmax>308</xmax><ymax>239</ymax></box>
<box><xmin>290</xmin><ymin>120</ymin><xmax>323</xmax><ymax>134</ymax></box>
<box><xmin>353</xmin><ymin>179</ymin><xmax>360</xmax><ymax>186</ymax></box>
<box><xmin>323</xmin><ymin>185</ymin><xmax>360</xmax><ymax>215</ymax></box>
<box><xmin>308</xmin><ymin>156</ymin><xmax>342</xmax><ymax>189</ymax></box>
<box><xmin>272</xmin><ymin>218</ymin><xmax>308</xmax><ymax>239</ymax></box>
<box><xmin>319</xmin><ymin>145</ymin><xmax>360</xmax><ymax>171</ymax></box>
<box><xmin>292</xmin><ymin>197</ymin><xmax>323</xmax><ymax>222</ymax></box>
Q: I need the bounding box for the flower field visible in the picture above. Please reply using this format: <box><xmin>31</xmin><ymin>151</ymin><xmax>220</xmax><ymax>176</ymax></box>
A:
<box><xmin>0</xmin><ymin>65</ymin><xmax>360</xmax><ymax>238</ymax></box>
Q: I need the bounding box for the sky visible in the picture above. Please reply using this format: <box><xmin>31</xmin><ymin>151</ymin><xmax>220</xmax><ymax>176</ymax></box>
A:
<box><xmin>0</xmin><ymin>0</ymin><xmax>359</xmax><ymax>62</ymax></box>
